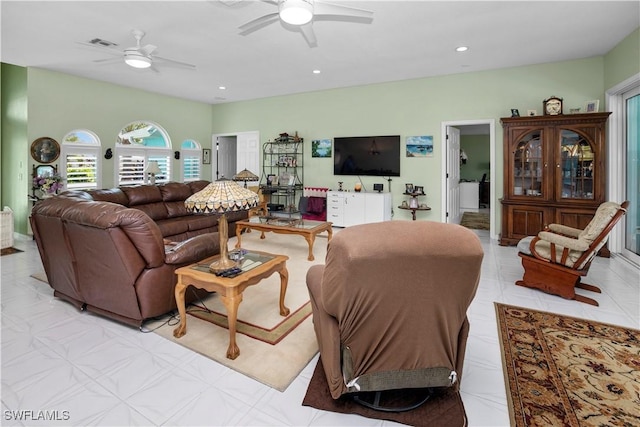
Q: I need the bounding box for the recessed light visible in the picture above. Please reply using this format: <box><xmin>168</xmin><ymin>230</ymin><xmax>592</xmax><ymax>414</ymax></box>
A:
<box><xmin>312</xmin><ymin>69</ymin><xmax>321</xmax><ymax>74</ymax></box>
<box><xmin>455</xmin><ymin>46</ymin><xmax>468</xmax><ymax>52</ymax></box>
<box><xmin>218</xmin><ymin>86</ymin><xmax>226</xmax><ymax>90</ymax></box>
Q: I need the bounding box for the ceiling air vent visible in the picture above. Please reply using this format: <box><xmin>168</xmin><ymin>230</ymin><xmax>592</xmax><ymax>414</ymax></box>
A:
<box><xmin>89</xmin><ymin>38</ymin><xmax>117</xmax><ymax>47</ymax></box>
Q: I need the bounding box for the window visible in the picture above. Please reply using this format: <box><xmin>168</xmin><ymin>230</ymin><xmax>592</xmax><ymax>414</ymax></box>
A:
<box><xmin>61</xmin><ymin>130</ymin><xmax>101</xmax><ymax>191</ymax></box>
<box><xmin>116</xmin><ymin>121</ymin><xmax>171</xmax><ymax>186</ymax></box>
<box><xmin>181</xmin><ymin>139</ymin><xmax>202</xmax><ymax>182</ymax></box>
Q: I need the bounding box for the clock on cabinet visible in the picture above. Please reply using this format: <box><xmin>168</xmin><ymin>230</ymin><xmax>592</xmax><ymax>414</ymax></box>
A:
<box><xmin>543</xmin><ymin>96</ymin><xmax>563</xmax><ymax>115</ymax></box>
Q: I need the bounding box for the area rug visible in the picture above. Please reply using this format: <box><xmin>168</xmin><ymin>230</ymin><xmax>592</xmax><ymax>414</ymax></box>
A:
<box><xmin>302</xmin><ymin>357</ymin><xmax>468</xmax><ymax>427</ymax></box>
<box><xmin>460</xmin><ymin>211</ymin><xmax>490</xmax><ymax>230</ymax></box>
<box><xmin>495</xmin><ymin>303</ymin><xmax>640</xmax><ymax>427</ymax></box>
<box><xmin>1</xmin><ymin>247</ymin><xmax>23</xmax><ymax>256</ymax></box>
<box><xmin>150</xmin><ymin>230</ymin><xmax>330</xmax><ymax>392</ymax></box>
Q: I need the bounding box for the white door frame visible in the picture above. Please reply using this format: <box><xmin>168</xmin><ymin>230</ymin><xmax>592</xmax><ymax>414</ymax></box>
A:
<box><xmin>606</xmin><ymin>72</ymin><xmax>640</xmax><ymax>261</ymax></box>
<box><xmin>212</xmin><ymin>131</ymin><xmax>260</xmax><ymax>182</ymax></box>
<box><xmin>441</xmin><ymin>119</ymin><xmax>497</xmax><ymax>240</ymax></box>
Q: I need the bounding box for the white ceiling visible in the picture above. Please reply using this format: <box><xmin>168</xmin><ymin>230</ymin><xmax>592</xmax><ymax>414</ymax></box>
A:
<box><xmin>1</xmin><ymin>1</ymin><xmax>638</xmax><ymax>105</ymax></box>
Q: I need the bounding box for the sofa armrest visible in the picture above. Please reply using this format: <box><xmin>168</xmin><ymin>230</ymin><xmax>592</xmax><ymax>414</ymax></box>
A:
<box><xmin>165</xmin><ymin>233</ymin><xmax>220</xmax><ymax>265</ymax></box>
<box><xmin>547</xmin><ymin>223</ymin><xmax>582</xmax><ymax>238</ymax></box>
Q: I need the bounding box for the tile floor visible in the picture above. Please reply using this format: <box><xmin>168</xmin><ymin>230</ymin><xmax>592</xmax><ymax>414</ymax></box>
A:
<box><xmin>1</xmin><ymin>230</ymin><xmax>638</xmax><ymax>426</ymax></box>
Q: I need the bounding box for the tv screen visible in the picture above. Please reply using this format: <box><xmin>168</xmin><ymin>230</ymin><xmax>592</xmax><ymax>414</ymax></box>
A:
<box><xmin>333</xmin><ymin>135</ymin><xmax>401</xmax><ymax>177</ymax></box>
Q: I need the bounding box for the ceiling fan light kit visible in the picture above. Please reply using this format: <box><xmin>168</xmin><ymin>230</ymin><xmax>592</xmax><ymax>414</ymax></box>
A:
<box><xmin>279</xmin><ymin>0</ymin><xmax>313</xmax><ymax>25</ymax></box>
<box><xmin>124</xmin><ymin>52</ymin><xmax>152</xmax><ymax>69</ymax></box>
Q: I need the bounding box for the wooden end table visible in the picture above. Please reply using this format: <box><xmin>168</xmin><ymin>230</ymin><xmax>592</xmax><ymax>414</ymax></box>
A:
<box><xmin>235</xmin><ymin>217</ymin><xmax>332</xmax><ymax>261</ymax></box>
<box><xmin>173</xmin><ymin>250</ymin><xmax>289</xmax><ymax>360</ymax></box>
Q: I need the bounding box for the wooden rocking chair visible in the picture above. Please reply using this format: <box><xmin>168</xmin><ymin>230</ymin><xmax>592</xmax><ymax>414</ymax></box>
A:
<box><xmin>516</xmin><ymin>201</ymin><xmax>628</xmax><ymax>306</ymax></box>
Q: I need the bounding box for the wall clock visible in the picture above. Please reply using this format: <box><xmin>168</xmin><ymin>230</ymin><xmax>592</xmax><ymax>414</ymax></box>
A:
<box><xmin>543</xmin><ymin>96</ymin><xmax>563</xmax><ymax>115</ymax></box>
<box><xmin>30</xmin><ymin>137</ymin><xmax>60</xmax><ymax>164</ymax></box>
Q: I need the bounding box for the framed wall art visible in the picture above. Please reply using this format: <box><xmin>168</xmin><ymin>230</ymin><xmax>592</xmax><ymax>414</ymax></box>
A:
<box><xmin>406</xmin><ymin>136</ymin><xmax>433</xmax><ymax>158</ymax></box>
<box><xmin>202</xmin><ymin>148</ymin><xmax>211</xmax><ymax>164</ymax></box>
<box><xmin>30</xmin><ymin>137</ymin><xmax>60</xmax><ymax>164</ymax></box>
<box><xmin>311</xmin><ymin>139</ymin><xmax>332</xmax><ymax>158</ymax></box>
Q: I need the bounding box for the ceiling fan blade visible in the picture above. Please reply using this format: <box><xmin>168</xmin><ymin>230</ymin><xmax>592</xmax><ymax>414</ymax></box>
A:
<box><xmin>76</xmin><ymin>41</ymin><xmax>123</xmax><ymax>56</ymax></box>
<box><xmin>153</xmin><ymin>56</ymin><xmax>196</xmax><ymax>70</ymax></box>
<box><xmin>92</xmin><ymin>57</ymin><xmax>122</xmax><ymax>64</ymax></box>
<box><xmin>314</xmin><ymin>1</ymin><xmax>373</xmax><ymax>19</ymax></box>
<box><xmin>239</xmin><ymin>12</ymin><xmax>280</xmax><ymax>34</ymax></box>
<box><xmin>140</xmin><ymin>44</ymin><xmax>157</xmax><ymax>56</ymax></box>
<box><xmin>299</xmin><ymin>23</ymin><xmax>318</xmax><ymax>48</ymax></box>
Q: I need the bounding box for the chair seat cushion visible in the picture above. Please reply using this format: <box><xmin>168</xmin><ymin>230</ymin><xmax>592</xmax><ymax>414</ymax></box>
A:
<box><xmin>517</xmin><ymin>236</ymin><xmax>534</xmax><ymax>255</ymax></box>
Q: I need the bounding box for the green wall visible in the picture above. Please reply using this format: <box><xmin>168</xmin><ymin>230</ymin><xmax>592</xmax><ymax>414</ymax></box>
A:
<box><xmin>460</xmin><ymin>135</ymin><xmax>490</xmax><ymax>182</ymax></box>
<box><xmin>211</xmin><ymin>57</ymin><xmax>607</xmax><ymax>222</ymax></box>
<box><xmin>604</xmin><ymin>28</ymin><xmax>640</xmax><ymax>89</ymax></box>
<box><xmin>1</xmin><ymin>64</ymin><xmax>28</xmax><ymax>232</ymax></box>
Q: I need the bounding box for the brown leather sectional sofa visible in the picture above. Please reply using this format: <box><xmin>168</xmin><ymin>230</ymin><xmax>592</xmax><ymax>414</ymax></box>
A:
<box><xmin>30</xmin><ymin>181</ymin><xmax>249</xmax><ymax>327</ymax></box>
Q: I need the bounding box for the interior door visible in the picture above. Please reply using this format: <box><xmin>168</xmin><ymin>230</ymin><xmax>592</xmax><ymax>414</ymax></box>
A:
<box><xmin>446</xmin><ymin>126</ymin><xmax>462</xmax><ymax>224</ymax></box>
<box><xmin>236</xmin><ymin>132</ymin><xmax>260</xmax><ymax>176</ymax></box>
<box><xmin>215</xmin><ymin>135</ymin><xmax>236</xmax><ymax>180</ymax></box>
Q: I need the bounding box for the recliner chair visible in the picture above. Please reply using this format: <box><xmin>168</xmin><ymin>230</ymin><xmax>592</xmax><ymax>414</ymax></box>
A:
<box><xmin>306</xmin><ymin>221</ymin><xmax>484</xmax><ymax>409</ymax></box>
<box><xmin>516</xmin><ymin>201</ymin><xmax>628</xmax><ymax>306</ymax></box>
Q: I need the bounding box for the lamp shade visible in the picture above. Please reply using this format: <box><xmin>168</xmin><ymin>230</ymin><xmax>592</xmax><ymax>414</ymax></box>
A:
<box><xmin>144</xmin><ymin>161</ymin><xmax>162</xmax><ymax>175</ymax></box>
<box><xmin>232</xmin><ymin>168</ymin><xmax>259</xmax><ymax>184</ymax></box>
<box><xmin>185</xmin><ymin>179</ymin><xmax>259</xmax><ymax>214</ymax></box>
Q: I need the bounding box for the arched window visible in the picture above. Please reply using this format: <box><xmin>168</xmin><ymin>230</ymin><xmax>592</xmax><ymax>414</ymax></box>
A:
<box><xmin>116</xmin><ymin>121</ymin><xmax>171</xmax><ymax>186</ymax></box>
<box><xmin>181</xmin><ymin>139</ymin><xmax>202</xmax><ymax>182</ymax></box>
<box><xmin>61</xmin><ymin>130</ymin><xmax>101</xmax><ymax>191</ymax></box>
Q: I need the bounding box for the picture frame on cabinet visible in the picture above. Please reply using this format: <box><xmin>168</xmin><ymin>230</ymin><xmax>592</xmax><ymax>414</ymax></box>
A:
<box><xmin>202</xmin><ymin>149</ymin><xmax>211</xmax><ymax>164</ymax></box>
<box><xmin>266</xmin><ymin>174</ymin><xmax>276</xmax><ymax>186</ymax></box>
<box><xmin>585</xmin><ymin>100</ymin><xmax>599</xmax><ymax>113</ymax></box>
<box><xmin>405</xmin><ymin>183</ymin><xmax>414</xmax><ymax>194</ymax></box>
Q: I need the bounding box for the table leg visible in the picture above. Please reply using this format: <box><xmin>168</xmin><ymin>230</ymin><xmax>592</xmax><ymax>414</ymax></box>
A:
<box><xmin>235</xmin><ymin>224</ymin><xmax>243</xmax><ymax>248</ymax></box>
<box><xmin>278</xmin><ymin>265</ymin><xmax>290</xmax><ymax>316</ymax></box>
<box><xmin>326</xmin><ymin>226</ymin><xmax>333</xmax><ymax>242</ymax></box>
<box><xmin>173</xmin><ymin>276</ymin><xmax>188</xmax><ymax>338</ymax></box>
<box><xmin>220</xmin><ymin>293</ymin><xmax>243</xmax><ymax>359</ymax></box>
<box><xmin>304</xmin><ymin>234</ymin><xmax>316</xmax><ymax>261</ymax></box>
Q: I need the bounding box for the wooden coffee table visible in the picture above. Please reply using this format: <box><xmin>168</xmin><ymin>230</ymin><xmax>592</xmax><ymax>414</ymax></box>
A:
<box><xmin>173</xmin><ymin>250</ymin><xmax>289</xmax><ymax>360</ymax></box>
<box><xmin>235</xmin><ymin>217</ymin><xmax>333</xmax><ymax>261</ymax></box>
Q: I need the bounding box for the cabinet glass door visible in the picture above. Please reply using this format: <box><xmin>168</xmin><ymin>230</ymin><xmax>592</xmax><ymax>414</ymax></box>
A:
<box><xmin>513</xmin><ymin>131</ymin><xmax>544</xmax><ymax>198</ymax></box>
<box><xmin>559</xmin><ymin>130</ymin><xmax>595</xmax><ymax>200</ymax></box>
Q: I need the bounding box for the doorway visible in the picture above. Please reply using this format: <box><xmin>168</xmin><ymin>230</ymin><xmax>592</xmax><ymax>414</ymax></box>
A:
<box><xmin>441</xmin><ymin>120</ymin><xmax>497</xmax><ymax>239</ymax></box>
<box><xmin>212</xmin><ymin>131</ymin><xmax>261</xmax><ymax>182</ymax></box>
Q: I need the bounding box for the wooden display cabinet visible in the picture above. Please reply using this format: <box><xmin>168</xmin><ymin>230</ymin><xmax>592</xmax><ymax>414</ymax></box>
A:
<box><xmin>499</xmin><ymin>112</ymin><xmax>610</xmax><ymax>247</ymax></box>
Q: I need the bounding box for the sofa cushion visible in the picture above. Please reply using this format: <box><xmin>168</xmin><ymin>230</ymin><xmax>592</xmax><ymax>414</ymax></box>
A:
<box><xmin>159</xmin><ymin>182</ymin><xmax>193</xmax><ymax>202</ymax></box>
<box><xmin>122</xmin><ymin>185</ymin><xmax>163</xmax><ymax>206</ymax></box>
<box><xmin>133</xmin><ymin>202</ymin><xmax>169</xmax><ymax>221</ymax></box>
<box><xmin>156</xmin><ymin>217</ymin><xmax>191</xmax><ymax>238</ymax></box>
<box><xmin>165</xmin><ymin>200</ymin><xmax>190</xmax><ymax>218</ymax></box>
<box><xmin>189</xmin><ymin>180</ymin><xmax>210</xmax><ymax>194</ymax></box>
<box><xmin>87</xmin><ymin>188</ymin><xmax>129</xmax><ymax>205</ymax></box>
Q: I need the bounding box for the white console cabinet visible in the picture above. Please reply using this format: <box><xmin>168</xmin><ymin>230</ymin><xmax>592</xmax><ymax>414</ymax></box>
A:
<box><xmin>327</xmin><ymin>191</ymin><xmax>392</xmax><ymax>227</ymax></box>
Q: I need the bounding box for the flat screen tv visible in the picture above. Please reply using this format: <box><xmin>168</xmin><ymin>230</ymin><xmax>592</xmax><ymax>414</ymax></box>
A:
<box><xmin>333</xmin><ymin>135</ymin><xmax>401</xmax><ymax>177</ymax></box>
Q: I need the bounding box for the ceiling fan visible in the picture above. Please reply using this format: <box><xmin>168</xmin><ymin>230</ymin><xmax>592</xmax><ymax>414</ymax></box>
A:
<box><xmin>78</xmin><ymin>30</ymin><xmax>196</xmax><ymax>72</ymax></box>
<box><xmin>239</xmin><ymin>0</ymin><xmax>373</xmax><ymax>47</ymax></box>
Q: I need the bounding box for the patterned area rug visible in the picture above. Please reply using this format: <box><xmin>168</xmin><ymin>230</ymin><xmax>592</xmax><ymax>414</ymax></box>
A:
<box><xmin>1</xmin><ymin>247</ymin><xmax>23</xmax><ymax>256</ymax></box>
<box><xmin>460</xmin><ymin>212</ymin><xmax>489</xmax><ymax>230</ymax></box>
<box><xmin>495</xmin><ymin>303</ymin><xmax>640</xmax><ymax>426</ymax></box>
